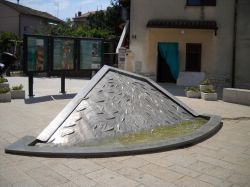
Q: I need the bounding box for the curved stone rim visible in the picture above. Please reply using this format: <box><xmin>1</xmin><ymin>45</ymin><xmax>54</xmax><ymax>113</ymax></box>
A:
<box><xmin>5</xmin><ymin>114</ymin><xmax>222</xmax><ymax>157</ymax></box>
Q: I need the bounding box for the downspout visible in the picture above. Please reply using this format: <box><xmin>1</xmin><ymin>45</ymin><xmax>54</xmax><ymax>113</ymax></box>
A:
<box><xmin>18</xmin><ymin>14</ymin><xmax>21</xmax><ymax>39</ymax></box>
<box><xmin>232</xmin><ymin>0</ymin><xmax>238</xmax><ymax>88</ymax></box>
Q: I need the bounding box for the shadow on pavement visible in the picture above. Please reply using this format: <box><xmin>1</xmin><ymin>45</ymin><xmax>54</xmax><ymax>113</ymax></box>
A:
<box><xmin>25</xmin><ymin>93</ymin><xmax>76</xmax><ymax>104</ymax></box>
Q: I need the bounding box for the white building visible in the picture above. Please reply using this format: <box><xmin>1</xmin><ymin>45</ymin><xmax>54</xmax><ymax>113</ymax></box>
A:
<box><xmin>121</xmin><ymin>0</ymin><xmax>250</xmax><ymax>89</ymax></box>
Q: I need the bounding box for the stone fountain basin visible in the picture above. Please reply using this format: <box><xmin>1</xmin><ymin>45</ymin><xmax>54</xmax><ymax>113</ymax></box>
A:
<box><xmin>5</xmin><ymin>66</ymin><xmax>222</xmax><ymax>157</ymax></box>
<box><xmin>5</xmin><ymin>114</ymin><xmax>221</xmax><ymax>157</ymax></box>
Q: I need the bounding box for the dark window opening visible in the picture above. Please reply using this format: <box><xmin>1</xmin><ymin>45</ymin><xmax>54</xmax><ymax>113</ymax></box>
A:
<box><xmin>157</xmin><ymin>50</ymin><xmax>176</xmax><ymax>83</ymax></box>
<box><xmin>23</xmin><ymin>26</ymin><xmax>28</xmax><ymax>32</ymax></box>
<box><xmin>186</xmin><ymin>0</ymin><xmax>216</xmax><ymax>6</ymax></box>
<box><xmin>186</xmin><ymin>43</ymin><xmax>202</xmax><ymax>72</ymax></box>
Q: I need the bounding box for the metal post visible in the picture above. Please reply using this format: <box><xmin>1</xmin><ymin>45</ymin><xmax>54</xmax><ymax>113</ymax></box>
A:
<box><xmin>28</xmin><ymin>74</ymin><xmax>34</xmax><ymax>97</ymax></box>
<box><xmin>232</xmin><ymin>0</ymin><xmax>238</xmax><ymax>88</ymax></box>
<box><xmin>61</xmin><ymin>74</ymin><xmax>66</xmax><ymax>94</ymax></box>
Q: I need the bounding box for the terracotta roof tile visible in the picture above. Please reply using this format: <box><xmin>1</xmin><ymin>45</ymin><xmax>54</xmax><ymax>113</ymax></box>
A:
<box><xmin>147</xmin><ymin>19</ymin><xmax>218</xmax><ymax>30</ymax></box>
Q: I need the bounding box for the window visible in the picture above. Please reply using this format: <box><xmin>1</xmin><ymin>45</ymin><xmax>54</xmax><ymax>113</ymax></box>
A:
<box><xmin>186</xmin><ymin>0</ymin><xmax>216</xmax><ymax>6</ymax></box>
<box><xmin>186</xmin><ymin>43</ymin><xmax>202</xmax><ymax>72</ymax></box>
<box><xmin>23</xmin><ymin>26</ymin><xmax>28</xmax><ymax>32</ymax></box>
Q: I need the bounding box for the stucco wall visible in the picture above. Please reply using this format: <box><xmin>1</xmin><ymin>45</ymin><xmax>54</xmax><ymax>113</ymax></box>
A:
<box><xmin>235</xmin><ymin>0</ymin><xmax>250</xmax><ymax>89</ymax></box>
<box><xmin>0</xmin><ymin>3</ymin><xmax>19</xmax><ymax>36</ymax></box>
<box><xmin>0</xmin><ymin>3</ymin><xmax>50</xmax><ymax>38</ymax></box>
<box><xmin>20</xmin><ymin>15</ymin><xmax>48</xmax><ymax>37</ymax></box>
<box><xmin>146</xmin><ymin>28</ymin><xmax>216</xmax><ymax>74</ymax></box>
<box><xmin>128</xmin><ymin>0</ymin><xmax>235</xmax><ymax>86</ymax></box>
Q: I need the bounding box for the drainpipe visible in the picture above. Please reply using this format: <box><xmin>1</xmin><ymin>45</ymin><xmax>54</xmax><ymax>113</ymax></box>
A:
<box><xmin>232</xmin><ymin>0</ymin><xmax>238</xmax><ymax>88</ymax></box>
<box><xmin>18</xmin><ymin>14</ymin><xmax>21</xmax><ymax>39</ymax></box>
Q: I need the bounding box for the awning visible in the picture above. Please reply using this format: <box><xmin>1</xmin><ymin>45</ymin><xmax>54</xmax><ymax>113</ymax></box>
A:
<box><xmin>147</xmin><ymin>19</ymin><xmax>218</xmax><ymax>35</ymax></box>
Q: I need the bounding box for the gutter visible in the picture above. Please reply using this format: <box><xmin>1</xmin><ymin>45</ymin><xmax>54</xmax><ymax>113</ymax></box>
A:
<box><xmin>232</xmin><ymin>0</ymin><xmax>238</xmax><ymax>88</ymax></box>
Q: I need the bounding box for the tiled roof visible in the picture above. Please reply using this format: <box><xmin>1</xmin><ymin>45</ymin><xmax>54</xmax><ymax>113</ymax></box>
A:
<box><xmin>147</xmin><ymin>19</ymin><xmax>218</xmax><ymax>30</ymax></box>
<box><xmin>0</xmin><ymin>0</ymin><xmax>63</xmax><ymax>23</ymax></box>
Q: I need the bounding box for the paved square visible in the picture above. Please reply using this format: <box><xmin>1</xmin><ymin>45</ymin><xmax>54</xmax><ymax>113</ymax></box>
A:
<box><xmin>1</xmin><ymin>77</ymin><xmax>250</xmax><ymax>186</ymax></box>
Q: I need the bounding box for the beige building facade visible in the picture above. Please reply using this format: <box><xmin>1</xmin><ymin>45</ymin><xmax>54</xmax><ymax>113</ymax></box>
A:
<box><xmin>124</xmin><ymin>0</ymin><xmax>250</xmax><ymax>88</ymax></box>
<box><xmin>234</xmin><ymin>0</ymin><xmax>250</xmax><ymax>88</ymax></box>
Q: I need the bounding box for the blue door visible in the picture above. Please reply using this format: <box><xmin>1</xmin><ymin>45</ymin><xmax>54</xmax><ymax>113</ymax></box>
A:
<box><xmin>157</xmin><ymin>43</ymin><xmax>179</xmax><ymax>82</ymax></box>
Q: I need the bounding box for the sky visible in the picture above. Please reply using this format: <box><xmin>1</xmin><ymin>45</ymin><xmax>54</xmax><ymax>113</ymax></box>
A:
<box><xmin>7</xmin><ymin>0</ymin><xmax>111</xmax><ymax>20</ymax></box>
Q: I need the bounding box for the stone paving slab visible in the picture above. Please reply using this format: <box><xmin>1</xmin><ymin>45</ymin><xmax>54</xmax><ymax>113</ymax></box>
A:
<box><xmin>0</xmin><ymin>77</ymin><xmax>250</xmax><ymax>186</ymax></box>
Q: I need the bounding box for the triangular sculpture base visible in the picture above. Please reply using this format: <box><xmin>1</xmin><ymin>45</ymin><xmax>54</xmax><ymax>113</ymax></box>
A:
<box><xmin>5</xmin><ymin>66</ymin><xmax>222</xmax><ymax>157</ymax></box>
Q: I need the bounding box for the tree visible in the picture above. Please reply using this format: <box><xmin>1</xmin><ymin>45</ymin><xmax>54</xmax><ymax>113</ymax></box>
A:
<box><xmin>87</xmin><ymin>0</ymin><xmax>123</xmax><ymax>37</ymax></box>
<box><xmin>34</xmin><ymin>0</ymin><xmax>123</xmax><ymax>39</ymax></box>
<box><xmin>0</xmin><ymin>32</ymin><xmax>18</xmax><ymax>53</ymax></box>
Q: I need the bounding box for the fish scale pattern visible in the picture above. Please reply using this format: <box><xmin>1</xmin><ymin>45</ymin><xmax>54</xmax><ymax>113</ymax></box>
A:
<box><xmin>48</xmin><ymin>71</ymin><xmax>193</xmax><ymax>146</ymax></box>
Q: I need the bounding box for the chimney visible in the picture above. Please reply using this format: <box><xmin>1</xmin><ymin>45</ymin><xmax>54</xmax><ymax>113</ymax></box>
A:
<box><xmin>17</xmin><ymin>0</ymin><xmax>20</xmax><ymax>4</ymax></box>
<box><xmin>78</xmin><ymin>11</ymin><xmax>82</xmax><ymax>17</ymax></box>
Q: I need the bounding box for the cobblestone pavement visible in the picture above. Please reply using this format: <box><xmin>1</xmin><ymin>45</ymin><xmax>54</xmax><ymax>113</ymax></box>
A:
<box><xmin>0</xmin><ymin>77</ymin><xmax>250</xmax><ymax>187</ymax></box>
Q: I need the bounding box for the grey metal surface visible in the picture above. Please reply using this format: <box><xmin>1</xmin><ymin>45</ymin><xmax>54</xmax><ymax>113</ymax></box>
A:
<box><xmin>5</xmin><ymin>65</ymin><xmax>223</xmax><ymax>157</ymax></box>
<box><xmin>37</xmin><ymin>66</ymin><xmax>198</xmax><ymax>145</ymax></box>
<box><xmin>47</xmin><ymin>71</ymin><xmax>193</xmax><ymax>146</ymax></box>
<box><xmin>37</xmin><ymin>66</ymin><xmax>111</xmax><ymax>142</ymax></box>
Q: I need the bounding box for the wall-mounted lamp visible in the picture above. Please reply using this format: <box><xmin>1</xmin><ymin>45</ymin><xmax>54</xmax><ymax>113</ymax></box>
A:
<box><xmin>180</xmin><ymin>30</ymin><xmax>185</xmax><ymax>34</ymax></box>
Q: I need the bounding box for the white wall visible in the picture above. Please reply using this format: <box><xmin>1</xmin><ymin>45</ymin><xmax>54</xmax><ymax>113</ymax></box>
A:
<box><xmin>128</xmin><ymin>0</ymin><xmax>235</xmax><ymax>86</ymax></box>
<box><xmin>20</xmin><ymin>15</ymin><xmax>49</xmax><ymax>37</ymax></box>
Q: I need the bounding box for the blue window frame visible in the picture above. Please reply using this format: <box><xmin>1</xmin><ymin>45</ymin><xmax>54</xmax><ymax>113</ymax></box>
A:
<box><xmin>187</xmin><ymin>0</ymin><xmax>216</xmax><ymax>6</ymax></box>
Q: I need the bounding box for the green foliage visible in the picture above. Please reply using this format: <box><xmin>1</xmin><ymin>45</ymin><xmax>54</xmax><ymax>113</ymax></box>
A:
<box><xmin>200</xmin><ymin>79</ymin><xmax>211</xmax><ymax>85</ymax></box>
<box><xmin>87</xmin><ymin>0</ymin><xmax>122</xmax><ymax>36</ymax></box>
<box><xmin>0</xmin><ymin>87</ymin><xmax>10</xmax><ymax>94</ymax></box>
<box><xmin>185</xmin><ymin>86</ymin><xmax>200</xmax><ymax>92</ymax></box>
<box><xmin>35</xmin><ymin>0</ymin><xmax>122</xmax><ymax>39</ymax></box>
<box><xmin>82</xmin><ymin>117</ymin><xmax>208</xmax><ymax>147</ymax></box>
<box><xmin>35</xmin><ymin>20</ymin><xmax>112</xmax><ymax>39</ymax></box>
<box><xmin>117</xmin><ymin>118</ymin><xmax>207</xmax><ymax>145</ymax></box>
<box><xmin>12</xmin><ymin>84</ymin><xmax>23</xmax><ymax>90</ymax></box>
<box><xmin>0</xmin><ymin>32</ymin><xmax>18</xmax><ymax>53</ymax></box>
<box><xmin>0</xmin><ymin>77</ymin><xmax>8</xmax><ymax>84</ymax></box>
<box><xmin>201</xmin><ymin>87</ymin><xmax>216</xmax><ymax>93</ymax></box>
<box><xmin>73</xmin><ymin>25</ymin><xmax>111</xmax><ymax>38</ymax></box>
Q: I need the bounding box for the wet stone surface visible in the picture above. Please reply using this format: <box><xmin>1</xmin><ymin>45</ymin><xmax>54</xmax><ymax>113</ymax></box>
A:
<box><xmin>47</xmin><ymin>71</ymin><xmax>193</xmax><ymax>146</ymax></box>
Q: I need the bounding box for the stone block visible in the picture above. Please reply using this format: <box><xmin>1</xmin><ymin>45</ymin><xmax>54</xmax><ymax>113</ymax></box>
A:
<box><xmin>223</xmin><ymin>88</ymin><xmax>250</xmax><ymax>106</ymax></box>
<box><xmin>0</xmin><ymin>92</ymin><xmax>11</xmax><ymax>102</ymax></box>
<box><xmin>186</xmin><ymin>91</ymin><xmax>201</xmax><ymax>98</ymax></box>
<box><xmin>0</xmin><ymin>83</ymin><xmax>9</xmax><ymax>89</ymax></box>
<box><xmin>11</xmin><ymin>90</ymin><xmax>25</xmax><ymax>99</ymax></box>
<box><xmin>201</xmin><ymin>92</ymin><xmax>218</xmax><ymax>101</ymax></box>
<box><xmin>223</xmin><ymin>89</ymin><xmax>236</xmax><ymax>101</ymax></box>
